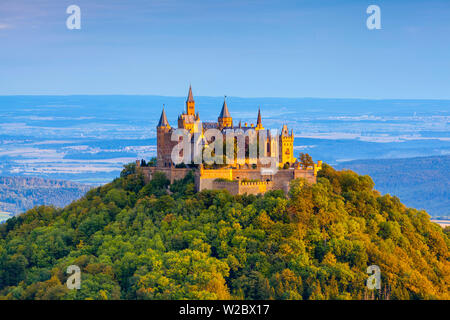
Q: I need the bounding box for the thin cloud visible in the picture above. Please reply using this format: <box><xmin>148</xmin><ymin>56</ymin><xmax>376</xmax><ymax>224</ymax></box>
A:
<box><xmin>0</xmin><ymin>23</ymin><xmax>12</xmax><ymax>29</ymax></box>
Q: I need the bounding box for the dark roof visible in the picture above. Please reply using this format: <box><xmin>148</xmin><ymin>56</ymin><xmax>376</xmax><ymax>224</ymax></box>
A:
<box><xmin>257</xmin><ymin>107</ymin><xmax>262</xmax><ymax>125</ymax></box>
<box><xmin>186</xmin><ymin>85</ymin><xmax>194</xmax><ymax>102</ymax></box>
<box><xmin>157</xmin><ymin>108</ymin><xmax>169</xmax><ymax>127</ymax></box>
<box><xmin>219</xmin><ymin>98</ymin><xmax>231</xmax><ymax>118</ymax></box>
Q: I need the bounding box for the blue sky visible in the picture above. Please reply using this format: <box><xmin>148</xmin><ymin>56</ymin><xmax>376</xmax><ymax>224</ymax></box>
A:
<box><xmin>0</xmin><ymin>0</ymin><xmax>449</xmax><ymax>98</ymax></box>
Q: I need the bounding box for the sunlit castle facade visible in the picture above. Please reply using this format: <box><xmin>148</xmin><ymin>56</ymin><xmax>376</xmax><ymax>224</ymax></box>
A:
<box><xmin>156</xmin><ymin>86</ymin><xmax>296</xmax><ymax>169</ymax></box>
<box><xmin>138</xmin><ymin>86</ymin><xmax>322</xmax><ymax>195</ymax></box>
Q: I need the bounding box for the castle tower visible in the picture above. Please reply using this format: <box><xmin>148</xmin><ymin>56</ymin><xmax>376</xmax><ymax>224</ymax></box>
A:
<box><xmin>255</xmin><ymin>107</ymin><xmax>264</xmax><ymax>130</ymax></box>
<box><xmin>218</xmin><ymin>96</ymin><xmax>233</xmax><ymax>129</ymax></box>
<box><xmin>178</xmin><ymin>85</ymin><xmax>198</xmax><ymax>133</ymax></box>
<box><xmin>157</xmin><ymin>107</ymin><xmax>173</xmax><ymax>167</ymax></box>
<box><xmin>279</xmin><ymin>124</ymin><xmax>294</xmax><ymax>166</ymax></box>
<box><xmin>186</xmin><ymin>85</ymin><xmax>195</xmax><ymax>116</ymax></box>
<box><xmin>157</xmin><ymin>106</ymin><xmax>170</xmax><ymax>128</ymax></box>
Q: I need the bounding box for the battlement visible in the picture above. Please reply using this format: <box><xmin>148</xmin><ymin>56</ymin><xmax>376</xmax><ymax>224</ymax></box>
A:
<box><xmin>240</xmin><ymin>180</ymin><xmax>271</xmax><ymax>186</ymax></box>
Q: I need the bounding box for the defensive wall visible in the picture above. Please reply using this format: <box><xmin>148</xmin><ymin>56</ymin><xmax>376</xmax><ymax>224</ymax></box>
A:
<box><xmin>138</xmin><ymin>161</ymin><xmax>320</xmax><ymax>195</ymax></box>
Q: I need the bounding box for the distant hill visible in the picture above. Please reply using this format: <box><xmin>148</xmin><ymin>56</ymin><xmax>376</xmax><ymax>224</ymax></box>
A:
<box><xmin>337</xmin><ymin>155</ymin><xmax>450</xmax><ymax>218</ymax></box>
<box><xmin>0</xmin><ymin>176</ymin><xmax>92</xmax><ymax>219</ymax></box>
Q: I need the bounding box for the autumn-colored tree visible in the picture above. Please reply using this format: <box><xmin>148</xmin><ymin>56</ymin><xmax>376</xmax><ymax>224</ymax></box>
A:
<box><xmin>0</xmin><ymin>162</ymin><xmax>448</xmax><ymax>300</ymax></box>
<box><xmin>299</xmin><ymin>153</ymin><xmax>314</xmax><ymax>169</ymax></box>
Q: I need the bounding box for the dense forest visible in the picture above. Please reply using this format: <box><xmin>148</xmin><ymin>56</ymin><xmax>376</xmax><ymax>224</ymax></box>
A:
<box><xmin>0</xmin><ymin>163</ymin><xmax>448</xmax><ymax>300</ymax></box>
<box><xmin>338</xmin><ymin>155</ymin><xmax>450</xmax><ymax>218</ymax></box>
<box><xmin>0</xmin><ymin>176</ymin><xmax>91</xmax><ymax>216</ymax></box>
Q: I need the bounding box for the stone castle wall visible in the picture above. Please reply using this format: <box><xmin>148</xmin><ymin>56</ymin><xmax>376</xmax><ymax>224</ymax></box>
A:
<box><xmin>139</xmin><ymin>164</ymin><xmax>317</xmax><ymax>196</ymax></box>
<box><xmin>231</xmin><ymin>169</ymin><xmax>263</xmax><ymax>181</ymax></box>
<box><xmin>208</xmin><ymin>180</ymin><xmax>274</xmax><ymax>195</ymax></box>
<box><xmin>197</xmin><ymin>167</ymin><xmax>316</xmax><ymax>194</ymax></box>
<box><xmin>211</xmin><ymin>180</ymin><xmax>240</xmax><ymax>195</ymax></box>
<box><xmin>238</xmin><ymin>181</ymin><xmax>273</xmax><ymax>195</ymax></box>
<box><xmin>140</xmin><ymin>166</ymin><xmax>191</xmax><ymax>184</ymax></box>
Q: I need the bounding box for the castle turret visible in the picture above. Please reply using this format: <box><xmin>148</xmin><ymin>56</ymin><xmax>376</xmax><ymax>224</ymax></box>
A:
<box><xmin>179</xmin><ymin>85</ymin><xmax>197</xmax><ymax>133</ymax></box>
<box><xmin>279</xmin><ymin>124</ymin><xmax>295</xmax><ymax>166</ymax></box>
<box><xmin>157</xmin><ymin>106</ymin><xmax>173</xmax><ymax>167</ymax></box>
<box><xmin>256</xmin><ymin>107</ymin><xmax>264</xmax><ymax>130</ymax></box>
<box><xmin>186</xmin><ymin>85</ymin><xmax>195</xmax><ymax>116</ymax></box>
<box><xmin>218</xmin><ymin>96</ymin><xmax>233</xmax><ymax>129</ymax></box>
<box><xmin>157</xmin><ymin>107</ymin><xmax>170</xmax><ymax>128</ymax></box>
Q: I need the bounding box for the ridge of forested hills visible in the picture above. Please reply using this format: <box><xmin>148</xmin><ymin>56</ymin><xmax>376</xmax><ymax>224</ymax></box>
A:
<box><xmin>337</xmin><ymin>155</ymin><xmax>450</xmax><ymax>218</ymax></box>
<box><xmin>0</xmin><ymin>164</ymin><xmax>448</xmax><ymax>300</ymax></box>
<box><xmin>0</xmin><ymin>176</ymin><xmax>92</xmax><ymax>217</ymax></box>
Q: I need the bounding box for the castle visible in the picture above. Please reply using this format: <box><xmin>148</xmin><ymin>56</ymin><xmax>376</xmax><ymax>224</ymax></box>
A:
<box><xmin>137</xmin><ymin>86</ymin><xmax>322</xmax><ymax>195</ymax></box>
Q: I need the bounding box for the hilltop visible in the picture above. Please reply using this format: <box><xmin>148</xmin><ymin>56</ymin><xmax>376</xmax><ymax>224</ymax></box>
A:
<box><xmin>0</xmin><ymin>164</ymin><xmax>448</xmax><ymax>300</ymax></box>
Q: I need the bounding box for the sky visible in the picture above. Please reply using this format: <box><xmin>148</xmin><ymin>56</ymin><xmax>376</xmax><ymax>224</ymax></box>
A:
<box><xmin>0</xmin><ymin>0</ymin><xmax>449</xmax><ymax>99</ymax></box>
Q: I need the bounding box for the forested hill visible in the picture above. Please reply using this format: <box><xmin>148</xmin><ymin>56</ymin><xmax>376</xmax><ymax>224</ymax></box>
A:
<box><xmin>0</xmin><ymin>164</ymin><xmax>448</xmax><ymax>300</ymax></box>
<box><xmin>337</xmin><ymin>155</ymin><xmax>450</xmax><ymax>218</ymax></box>
<box><xmin>0</xmin><ymin>176</ymin><xmax>92</xmax><ymax>217</ymax></box>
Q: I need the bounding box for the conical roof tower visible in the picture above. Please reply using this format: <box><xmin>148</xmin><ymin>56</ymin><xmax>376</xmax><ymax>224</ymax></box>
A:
<box><xmin>256</xmin><ymin>107</ymin><xmax>264</xmax><ymax>130</ymax></box>
<box><xmin>218</xmin><ymin>96</ymin><xmax>232</xmax><ymax>128</ymax></box>
<box><xmin>157</xmin><ymin>106</ymin><xmax>170</xmax><ymax>128</ymax></box>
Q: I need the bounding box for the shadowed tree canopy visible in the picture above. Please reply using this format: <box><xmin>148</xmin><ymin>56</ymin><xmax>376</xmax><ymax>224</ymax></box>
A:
<box><xmin>0</xmin><ymin>163</ymin><xmax>448</xmax><ymax>300</ymax></box>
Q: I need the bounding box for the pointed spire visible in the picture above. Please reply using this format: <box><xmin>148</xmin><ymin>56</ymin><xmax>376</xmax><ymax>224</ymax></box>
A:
<box><xmin>257</xmin><ymin>107</ymin><xmax>262</xmax><ymax>125</ymax></box>
<box><xmin>239</xmin><ymin>120</ymin><xmax>242</xmax><ymax>128</ymax></box>
<box><xmin>157</xmin><ymin>105</ymin><xmax>170</xmax><ymax>127</ymax></box>
<box><xmin>219</xmin><ymin>95</ymin><xmax>231</xmax><ymax>118</ymax></box>
<box><xmin>186</xmin><ymin>85</ymin><xmax>194</xmax><ymax>103</ymax></box>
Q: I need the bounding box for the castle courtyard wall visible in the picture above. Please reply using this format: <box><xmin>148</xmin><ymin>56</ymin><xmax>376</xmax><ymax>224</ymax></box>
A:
<box><xmin>140</xmin><ymin>166</ymin><xmax>191</xmax><ymax>184</ymax></box>
<box><xmin>238</xmin><ymin>181</ymin><xmax>273</xmax><ymax>195</ymax></box>
<box><xmin>197</xmin><ymin>167</ymin><xmax>316</xmax><ymax>194</ymax></box>
<box><xmin>210</xmin><ymin>180</ymin><xmax>240</xmax><ymax>195</ymax></box>
<box><xmin>140</xmin><ymin>165</ymin><xmax>317</xmax><ymax>196</ymax></box>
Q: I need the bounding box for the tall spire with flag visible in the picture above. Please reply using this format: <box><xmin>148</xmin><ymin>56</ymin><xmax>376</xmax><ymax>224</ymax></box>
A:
<box><xmin>187</xmin><ymin>85</ymin><xmax>194</xmax><ymax>102</ymax></box>
<box><xmin>157</xmin><ymin>105</ymin><xmax>170</xmax><ymax>128</ymax></box>
<box><xmin>186</xmin><ymin>85</ymin><xmax>195</xmax><ymax>116</ymax></box>
<box><xmin>256</xmin><ymin>107</ymin><xmax>264</xmax><ymax>130</ymax></box>
<box><xmin>219</xmin><ymin>96</ymin><xmax>231</xmax><ymax>118</ymax></box>
<box><xmin>218</xmin><ymin>95</ymin><xmax>232</xmax><ymax>128</ymax></box>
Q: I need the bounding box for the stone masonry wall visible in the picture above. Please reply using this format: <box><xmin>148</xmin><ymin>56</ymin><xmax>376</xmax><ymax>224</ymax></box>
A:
<box><xmin>140</xmin><ymin>166</ymin><xmax>191</xmax><ymax>184</ymax></box>
<box><xmin>140</xmin><ymin>166</ymin><xmax>317</xmax><ymax>195</ymax></box>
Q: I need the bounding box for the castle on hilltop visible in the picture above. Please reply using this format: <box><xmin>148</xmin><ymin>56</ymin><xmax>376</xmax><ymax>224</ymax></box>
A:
<box><xmin>137</xmin><ymin>86</ymin><xmax>322</xmax><ymax>195</ymax></box>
